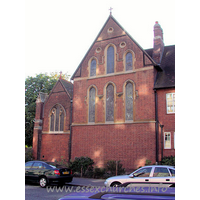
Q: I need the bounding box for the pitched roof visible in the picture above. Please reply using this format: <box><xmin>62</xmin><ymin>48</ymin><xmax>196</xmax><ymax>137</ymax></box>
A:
<box><xmin>44</xmin><ymin>79</ymin><xmax>73</xmax><ymax>105</ymax></box>
<box><xmin>71</xmin><ymin>15</ymin><xmax>160</xmax><ymax>80</ymax></box>
<box><xmin>153</xmin><ymin>45</ymin><xmax>175</xmax><ymax>89</ymax></box>
<box><xmin>60</xmin><ymin>79</ymin><xmax>73</xmax><ymax>98</ymax></box>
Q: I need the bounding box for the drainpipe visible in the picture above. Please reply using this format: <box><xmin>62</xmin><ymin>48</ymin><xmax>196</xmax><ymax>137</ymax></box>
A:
<box><xmin>68</xmin><ymin>99</ymin><xmax>73</xmax><ymax>163</ymax></box>
<box><xmin>160</xmin><ymin>124</ymin><xmax>164</xmax><ymax>160</ymax></box>
<box><xmin>154</xmin><ymin>89</ymin><xmax>159</xmax><ymax>164</ymax></box>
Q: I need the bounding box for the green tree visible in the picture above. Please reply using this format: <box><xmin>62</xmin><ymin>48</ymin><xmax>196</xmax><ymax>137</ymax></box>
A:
<box><xmin>25</xmin><ymin>72</ymin><xmax>70</xmax><ymax>146</ymax></box>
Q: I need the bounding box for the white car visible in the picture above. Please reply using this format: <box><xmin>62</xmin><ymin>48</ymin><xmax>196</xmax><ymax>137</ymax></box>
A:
<box><xmin>104</xmin><ymin>165</ymin><xmax>175</xmax><ymax>187</ymax></box>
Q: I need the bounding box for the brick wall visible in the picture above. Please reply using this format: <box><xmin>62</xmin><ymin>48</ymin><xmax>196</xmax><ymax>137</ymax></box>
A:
<box><xmin>42</xmin><ymin>81</ymin><xmax>71</xmax><ymax>133</ymax></box>
<box><xmin>40</xmin><ymin>134</ymin><xmax>70</xmax><ymax>162</ymax></box>
<box><xmin>32</xmin><ymin>100</ymin><xmax>44</xmax><ymax>160</ymax></box>
<box><xmin>71</xmin><ymin>16</ymin><xmax>157</xmax><ymax>169</ymax></box>
<box><xmin>71</xmin><ymin>123</ymin><xmax>156</xmax><ymax>170</ymax></box>
<box><xmin>33</xmin><ymin>80</ymin><xmax>72</xmax><ymax>161</ymax></box>
<box><xmin>157</xmin><ymin>88</ymin><xmax>175</xmax><ymax>158</ymax></box>
<box><xmin>73</xmin><ymin>69</ymin><xmax>155</xmax><ymax>124</ymax></box>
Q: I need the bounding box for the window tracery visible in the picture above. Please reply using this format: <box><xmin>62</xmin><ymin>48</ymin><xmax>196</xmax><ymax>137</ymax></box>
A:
<box><xmin>125</xmin><ymin>82</ymin><xmax>133</xmax><ymax>120</ymax></box>
<box><xmin>90</xmin><ymin>59</ymin><xmax>96</xmax><ymax>77</ymax></box>
<box><xmin>89</xmin><ymin>87</ymin><xmax>96</xmax><ymax>122</ymax></box>
<box><xmin>50</xmin><ymin>104</ymin><xmax>64</xmax><ymax>132</ymax></box>
<box><xmin>106</xmin><ymin>84</ymin><xmax>114</xmax><ymax>121</ymax></box>
<box><xmin>107</xmin><ymin>46</ymin><xmax>114</xmax><ymax>74</ymax></box>
<box><xmin>126</xmin><ymin>52</ymin><xmax>133</xmax><ymax>71</ymax></box>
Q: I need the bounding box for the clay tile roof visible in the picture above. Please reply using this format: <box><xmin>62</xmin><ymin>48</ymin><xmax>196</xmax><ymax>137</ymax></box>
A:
<box><xmin>60</xmin><ymin>79</ymin><xmax>73</xmax><ymax>98</ymax></box>
<box><xmin>154</xmin><ymin>45</ymin><xmax>175</xmax><ymax>89</ymax></box>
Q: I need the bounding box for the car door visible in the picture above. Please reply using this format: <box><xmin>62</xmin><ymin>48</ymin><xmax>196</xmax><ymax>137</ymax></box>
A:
<box><xmin>168</xmin><ymin>168</ymin><xmax>175</xmax><ymax>183</ymax></box>
<box><xmin>151</xmin><ymin>166</ymin><xmax>172</xmax><ymax>185</ymax></box>
<box><xmin>31</xmin><ymin>162</ymin><xmax>44</xmax><ymax>182</ymax></box>
<box><xmin>131</xmin><ymin>167</ymin><xmax>153</xmax><ymax>183</ymax></box>
<box><xmin>25</xmin><ymin>161</ymin><xmax>34</xmax><ymax>181</ymax></box>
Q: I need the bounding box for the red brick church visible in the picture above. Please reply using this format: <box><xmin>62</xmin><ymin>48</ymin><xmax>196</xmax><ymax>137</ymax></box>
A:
<box><xmin>33</xmin><ymin>14</ymin><xmax>175</xmax><ymax>170</ymax></box>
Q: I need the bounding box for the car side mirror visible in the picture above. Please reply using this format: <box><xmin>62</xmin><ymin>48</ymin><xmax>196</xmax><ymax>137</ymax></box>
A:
<box><xmin>129</xmin><ymin>174</ymin><xmax>134</xmax><ymax>178</ymax></box>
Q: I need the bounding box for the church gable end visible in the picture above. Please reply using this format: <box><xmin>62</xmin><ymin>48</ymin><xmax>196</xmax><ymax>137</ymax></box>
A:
<box><xmin>71</xmin><ymin>15</ymin><xmax>156</xmax><ymax>80</ymax></box>
<box><xmin>51</xmin><ymin>80</ymin><xmax>65</xmax><ymax>93</ymax></box>
<box><xmin>42</xmin><ymin>79</ymin><xmax>72</xmax><ymax>133</ymax></box>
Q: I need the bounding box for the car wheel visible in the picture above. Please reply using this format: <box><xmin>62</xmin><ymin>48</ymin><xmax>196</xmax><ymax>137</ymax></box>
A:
<box><xmin>110</xmin><ymin>182</ymin><xmax>121</xmax><ymax>187</ymax></box>
<box><xmin>39</xmin><ymin>177</ymin><xmax>48</xmax><ymax>188</ymax></box>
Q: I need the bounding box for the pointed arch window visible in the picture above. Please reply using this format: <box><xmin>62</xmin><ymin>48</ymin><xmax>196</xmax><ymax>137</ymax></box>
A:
<box><xmin>106</xmin><ymin>84</ymin><xmax>114</xmax><ymax>121</ymax></box>
<box><xmin>107</xmin><ymin>46</ymin><xmax>114</xmax><ymax>74</ymax></box>
<box><xmin>89</xmin><ymin>87</ymin><xmax>96</xmax><ymax>122</ymax></box>
<box><xmin>50</xmin><ymin>104</ymin><xmax>64</xmax><ymax>132</ymax></box>
<box><xmin>125</xmin><ymin>82</ymin><xmax>133</xmax><ymax>120</ymax></box>
<box><xmin>126</xmin><ymin>52</ymin><xmax>133</xmax><ymax>71</ymax></box>
<box><xmin>90</xmin><ymin>59</ymin><xmax>96</xmax><ymax>77</ymax></box>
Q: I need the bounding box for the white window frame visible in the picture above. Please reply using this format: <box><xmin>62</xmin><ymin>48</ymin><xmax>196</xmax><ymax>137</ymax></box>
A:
<box><xmin>174</xmin><ymin>132</ymin><xmax>175</xmax><ymax>149</ymax></box>
<box><xmin>166</xmin><ymin>93</ymin><xmax>175</xmax><ymax>114</ymax></box>
<box><xmin>164</xmin><ymin>132</ymin><xmax>171</xmax><ymax>149</ymax></box>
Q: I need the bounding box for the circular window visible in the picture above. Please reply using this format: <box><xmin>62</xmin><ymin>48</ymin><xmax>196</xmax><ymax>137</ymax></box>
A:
<box><xmin>107</xmin><ymin>27</ymin><xmax>114</xmax><ymax>33</ymax></box>
<box><xmin>96</xmin><ymin>47</ymin><xmax>102</xmax><ymax>53</ymax></box>
<box><xmin>120</xmin><ymin>42</ymin><xmax>126</xmax><ymax>48</ymax></box>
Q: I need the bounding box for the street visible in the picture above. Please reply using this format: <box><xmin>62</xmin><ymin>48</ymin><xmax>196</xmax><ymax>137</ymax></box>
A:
<box><xmin>25</xmin><ymin>184</ymin><xmax>75</xmax><ymax>200</ymax></box>
<box><xmin>25</xmin><ymin>177</ymin><xmax>105</xmax><ymax>200</ymax></box>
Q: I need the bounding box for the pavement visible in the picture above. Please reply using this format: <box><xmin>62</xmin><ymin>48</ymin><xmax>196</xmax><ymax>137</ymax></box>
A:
<box><xmin>67</xmin><ymin>177</ymin><xmax>106</xmax><ymax>187</ymax></box>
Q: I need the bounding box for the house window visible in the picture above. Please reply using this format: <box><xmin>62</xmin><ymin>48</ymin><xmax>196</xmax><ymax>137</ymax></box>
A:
<box><xmin>106</xmin><ymin>84</ymin><xmax>114</xmax><ymax>121</ymax></box>
<box><xmin>166</xmin><ymin>93</ymin><xmax>175</xmax><ymax>114</ymax></box>
<box><xmin>107</xmin><ymin>46</ymin><xmax>114</xmax><ymax>74</ymax></box>
<box><xmin>50</xmin><ymin>104</ymin><xmax>64</xmax><ymax>132</ymax></box>
<box><xmin>164</xmin><ymin>132</ymin><xmax>171</xmax><ymax>149</ymax></box>
<box><xmin>126</xmin><ymin>52</ymin><xmax>133</xmax><ymax>71</ymax></box>
<box><xmin>90</xmin><ymin>59</ymin><xmax>96</xmax><ymax>77</ymax></box>
<box><xmin>125</xmin><ymin>82</ymin><xmax>133</xmax><ymax>120</ymax></box>
<box><xmin>89</xmin><ymin>87</ymin><xmax>96</xmax><ymax>122</ymax></box>
<box><xmin>174</xmin><ymin>132</ymin><xmax>175</xmax><ymax>149</ymax></box>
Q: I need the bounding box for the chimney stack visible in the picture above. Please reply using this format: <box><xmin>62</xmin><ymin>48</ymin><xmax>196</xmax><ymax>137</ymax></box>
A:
<box><xmin>153</xmin><ymin>21</ymin><xmax>164</xmax><ymax>64</ymax></box>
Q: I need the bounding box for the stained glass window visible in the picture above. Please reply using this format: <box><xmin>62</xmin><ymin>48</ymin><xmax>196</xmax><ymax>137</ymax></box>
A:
<box><xmin>107</xmin><ymin>46</ymin><xmax>114</xmax><ymax>74</ymax></box>
<box><xmin>60</xmin><ymin>110</ymin><xmax>64</xmax><ymax>131</ymax></box>
<box><xmin>89</xmin><ymin>87</ymin><xmax>96</xmax><ymax>122</ymax></box>
<box><xmin>106</xmin><ymin>84</ymin><xmax>114</xmax><ymax>121</ymax></box>
<box><xmin>50</xmin><ymin>104</ymin><xmax>64</xmax><ymax>132</ymax></box>
<box><xmin>90</xmin><ymin>59</ymin><xmax>96</xmax><ymax>77</ymax></box>
<box><xmin>126</xmin><ymin>52</ymin><xmax>133</xmax><ymax>71</ymax></box>
<box><xmin>55</xmin><ymin>105</ymin><xmax>60</xmax><ymax>131</ymax></box>
<box><xmin>125</xmin><ymin>82</ymin><xmax>133</xmax><ymax>120</ymax></box>
<box><xmin>166</xmin><ymin>93</ymin><xmax>175</xmax><ymax>114</ymax></box>
<box><xmin>50</xmin><ymin>109</ymin><xmax>55</xmax><ymax>131</ymax></box>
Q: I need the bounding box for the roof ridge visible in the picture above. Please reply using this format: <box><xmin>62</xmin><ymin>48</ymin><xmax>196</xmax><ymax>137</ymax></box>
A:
<box><xmin>60</xmin><ymin>78</ymin><xmax>73</xmax><ymax>85</ymax></box>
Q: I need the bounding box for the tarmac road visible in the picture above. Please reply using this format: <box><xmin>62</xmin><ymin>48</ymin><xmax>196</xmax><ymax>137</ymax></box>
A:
<box><xmin>25</xmin><ymin>177</ymin><xmax>105</xmax><ymax>200</ymax></box>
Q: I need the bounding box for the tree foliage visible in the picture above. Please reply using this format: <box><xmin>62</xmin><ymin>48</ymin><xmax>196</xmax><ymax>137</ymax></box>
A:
<box><xmin>106</xmin><ymin>160</ymin><xmax>125</xmax><ymax>175</ymax></box>
<box><xmin>161</xmin><ymin>156</ymin><xmax>175</xmax><ymax>166</ymax></box>
<box><xmin>70</xmin><ymin>157</ymin><xmax>94</xmax><ymax>177</ymax></box>
<box><xmin>25</xmin><ymin>72</ymin><xmax>70</xmax><ymax>146</ymax></box>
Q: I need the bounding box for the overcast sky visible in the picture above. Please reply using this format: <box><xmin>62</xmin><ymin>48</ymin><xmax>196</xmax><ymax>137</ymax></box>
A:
<box><xmin>25</xmin><ymin>0</ymin><xmax>175</xmax><ymax>79</ymax></box>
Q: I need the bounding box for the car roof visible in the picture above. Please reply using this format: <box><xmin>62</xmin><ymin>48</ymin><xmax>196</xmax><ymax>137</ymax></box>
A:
<box><xmin>143</xmin><ymin>165</ymin><xmax>175</xmax><ymax>168</ymax></box>
<box><xmin>59</xmin><ymin>187</ymin><xmax>175</xmax><ymax>200</ymax></box>
<box><xmin>25</xmin><ymin>160</ymin><xmax>47</xmax><ymax>164</ymax></box>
